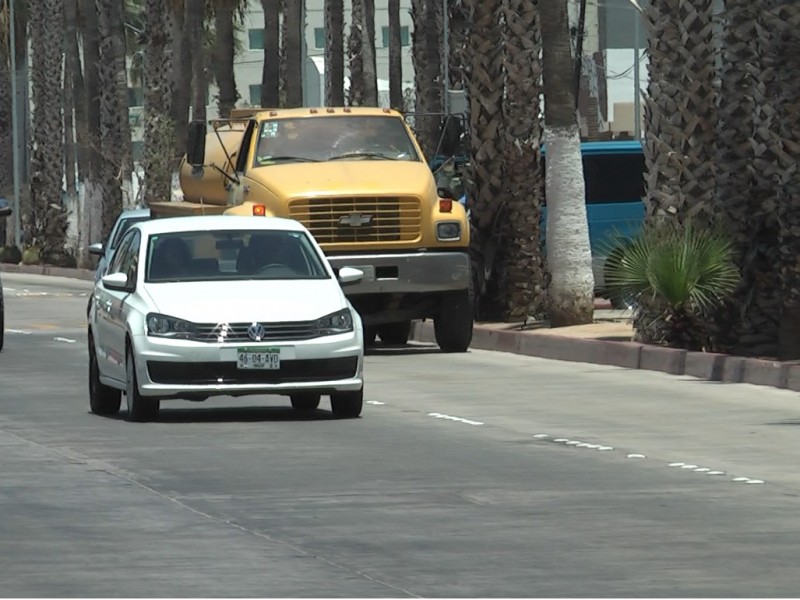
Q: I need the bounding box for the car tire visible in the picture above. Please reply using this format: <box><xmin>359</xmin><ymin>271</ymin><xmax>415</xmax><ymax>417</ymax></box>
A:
<box><xmin>125</xmin><ymin>345</ymin><xmax>160</xmax><ymax>422</ymax></box>
<box><xmin>378</xmin><ymin>321</ymin><xmax>411</xmax><ymax>345</ymax></box>
<box><xmin>290</xmin><ymin>393</ymin><xmax>321</xmax><ymax>411</ymax></box>
<box><xmin>433</xmin><ymin>283</ymin><xmax>474</xmax><ymax>353</ymax></box>
<box><xmin>88</xmin><ymin>334</ymin><xmax>121</xmax><ymax>416</ymax></box>
<box><xmin>330</xmin><ymin>388</ymin><xmax>363</xmax><ymax>419</ymax></box>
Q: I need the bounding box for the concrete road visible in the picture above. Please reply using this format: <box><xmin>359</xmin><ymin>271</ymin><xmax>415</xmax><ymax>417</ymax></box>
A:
<box><xmin>3</xmin><ymin>272</ymin><xmax>800</xmax><ymax>597</ymax></box>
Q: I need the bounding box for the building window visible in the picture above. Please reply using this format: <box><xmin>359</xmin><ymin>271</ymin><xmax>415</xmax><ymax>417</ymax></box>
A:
<box><xmin>128</xmin><ymin>87</ymin><xmax>143</xmax><ymax>108</ymax></box>
<box><xmin>314</xmin><ymin>27</ymin><xmax>325</xmax><ymax>49</ymax></box>
<box><xmin>381</xmin><ymin>26</ymin><xmax>410</xmax><ymax>48</ymax></box>
<box><xmin>248</xmin><ymin>28</ymin><xmax>264</xmax><ymax>51</ymax></box>
<box><xmin>249</xmin><ymin>84</ymin><xmax>262</xmax><ymax>106</ymax></box>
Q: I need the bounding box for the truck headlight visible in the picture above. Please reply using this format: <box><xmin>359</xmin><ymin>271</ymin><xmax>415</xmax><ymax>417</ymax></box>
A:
<box><xmin>436</xmin><ymin>221</ymin><xmax>462</xmax><ymax>241</ymax></box>
<box><xmin>146</xmin><ymin>313</ymin><xmax>197</xmax><ymax>339</ymax></box>
<box><xmin>316</xmin><ymin>308</ymin><xmax>354</xmax><ymax>336</ymax></box>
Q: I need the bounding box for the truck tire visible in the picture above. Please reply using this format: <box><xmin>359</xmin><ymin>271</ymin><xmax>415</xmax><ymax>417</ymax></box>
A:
<box><xmin>378</xmin><ymin>321</ymin><xmax>411</xmax><ymax>345</ymax></box>
<box><xmin>434</xmin><ymin>285</ymin><xmax>474</xmax><ymax>353</ymax></box>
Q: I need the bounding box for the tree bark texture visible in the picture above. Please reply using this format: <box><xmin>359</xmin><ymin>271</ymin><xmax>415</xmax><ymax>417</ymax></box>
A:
<box><xmin>324</xmin><ymin>0</ymin><xmax>345</xmax><ymax>106</ymax></box>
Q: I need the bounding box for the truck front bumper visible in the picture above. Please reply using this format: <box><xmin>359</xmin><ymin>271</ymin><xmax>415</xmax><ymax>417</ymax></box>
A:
<box><xmin>326</xmin><ymin>251</ymin><xmax>471</xmax><ymax>295</ymax></box>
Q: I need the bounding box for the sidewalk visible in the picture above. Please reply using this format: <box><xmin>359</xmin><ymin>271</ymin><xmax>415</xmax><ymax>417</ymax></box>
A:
<box><xmin>4</xmin><ymin>261</ymin><xmax>796</xmax><ymax>394</ymax></box>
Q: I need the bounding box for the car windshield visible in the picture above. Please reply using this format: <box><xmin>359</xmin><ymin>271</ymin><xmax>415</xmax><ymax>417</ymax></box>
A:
<box><xmin>145</xmin><ymin>229</ymin><xmax>331</xmax><ymax>283</ymax></box>
<box><xmin>252</xmin><ymin>116</ymin><xmax>420</xmax><ymax>167</ymax></box>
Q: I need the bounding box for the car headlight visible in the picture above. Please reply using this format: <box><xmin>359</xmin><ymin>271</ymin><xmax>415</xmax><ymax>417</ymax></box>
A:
<box><xmin>316</xmin><ymin>308</ymin><xmax>354</xmax><ymax>336</ymax></box>
<box><xmin>146</xmin><ymin>313</ymin><xmax>196</xmax><ymax>339</ymax></box>
<box><xmin>436</xmin><ymin>221</ymin><xmax>462</xmax><ymax>241</ymax></box>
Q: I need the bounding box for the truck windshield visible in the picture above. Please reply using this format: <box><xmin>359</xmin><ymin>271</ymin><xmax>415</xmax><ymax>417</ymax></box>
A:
<box><xmin>145</xmin><ymin>229</ymin><xmax>331</xmax><ymax>282</ymax></box>
<box><xmin>252</xmin><ymin>116</ymin><xmax>420</xmax><ymax>167</ymax></box>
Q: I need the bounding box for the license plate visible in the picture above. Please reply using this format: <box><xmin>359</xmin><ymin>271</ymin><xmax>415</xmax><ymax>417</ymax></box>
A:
<box><xmin>237</xmin><ymin>347</ymin><xmax>280</xmax><ymax>370</ymax></box>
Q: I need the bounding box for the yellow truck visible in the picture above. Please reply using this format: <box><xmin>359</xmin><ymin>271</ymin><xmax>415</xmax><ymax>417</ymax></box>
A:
<box><xmin>148</xmin><ymin>107</ymin><xmax>474</xmax><ymax>352</ymax></box>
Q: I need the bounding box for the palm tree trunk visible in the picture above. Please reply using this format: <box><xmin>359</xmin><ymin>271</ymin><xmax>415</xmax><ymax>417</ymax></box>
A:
<box><xmin>214</xmin><ymin>0</ymin><xmax>239</xmax><ymax>116</ymax></box>
<box><xmin>463</xmin><ymin>0</ymin><xmax>505</xmax><ymax>318</ymax></box>
<box><xmin>186</xmin><ymin>0</ymin><xmax>207</xmax><ymax>122</ymax></box>
<box><xmin>323</xmin><ymin>0</ymin><xmax>344</xmax><ymax>106</ymax></box>
<box><xmin>362</xmin><ymin>0</ymin><xmax>377</xmax><ymax>106</ymax></box>
<box><xmin>29</xmin><ymin>0</ymin><xmax>68</xmax><ymax>262</ymax></box>
<box><xmin>446</xmin><ymin>0</ymin><xmax>469</xmax><ymax>91</ymax></box>
<box><xmin>642</xmin><ymin>0</ymin><xmax>717</xmax><ymax>227</ymax></box>
<box><xmin>540</xmin><ymin>0</ymin><xmax>594</xmax><ymax>327</ymax></box>
<box><xmin>63</xmin><ymin>0</ymin><xmax>79</xmax><ymax>251</ymax></box>
<box><xmin>347</xmin><ymin>0</ymin><xmax>365</xmax><ymax>106</ymax></box>
<box><xmin>142</xmin><ymin>0</ymin><xmax>174</xmax><ymax>205</ymax></box>
<box><xmin>0</xmin><ymin>19</ymin><xmax>12</xmax><ymax>201</ymax></box>
<box><xmin>715</xmin><ymin>0</ymin><xmax>779</xmax><ymax>357</ymax></box>
<box><xmin>411</xmin><ymin>0</ymin><xmax>443</xmax><ymax>158</ymax></box>
<box><xmin>78</xmin><ymin>0</ymin><xmax>100</xmax><ymax>268</ymax></box>
<box><xmin>171</xmin><ymin>7</ymin><xmax>190</xmax><ymax>155</ymax></box>
<box><xmin>261</xmin><ymin>0</ymin><xmax>280</xmax><ymax>107</ymax></box>
<box><xmin>501</xmin><ymin>0</ymin><xmax>546</xmax><ymax>320</ymax></box>
<box><xmin>388</xmin><ymin>0</ymin><xmax>403</xmax><ymax>110</ymax></box>
<box><xmin>772</xmin><ymin>2</ymin><xmax>800</xmax><ymax>360</ymax></box>
<box><xmin>283</xmin><ymin>0</ymin><xmax>303</xmax><ymax>107</ymax></box>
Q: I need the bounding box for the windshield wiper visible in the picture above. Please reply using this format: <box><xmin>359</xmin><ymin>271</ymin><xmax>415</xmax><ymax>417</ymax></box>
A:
<box><xmin>255</xmin><ymin>155</ymin><xmax>320</xmax><ymax>164</ymax></box>
<box><xmin>328</xmin><ymin>152</ymin><xmax>397</xmax><ymax>161</ymax></box>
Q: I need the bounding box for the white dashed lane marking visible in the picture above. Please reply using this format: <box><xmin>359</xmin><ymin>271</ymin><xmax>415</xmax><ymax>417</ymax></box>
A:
<box><xmin>428</xmin><ymin>413</ymin><xmax>484</xmax><ymax>426</ymax></box>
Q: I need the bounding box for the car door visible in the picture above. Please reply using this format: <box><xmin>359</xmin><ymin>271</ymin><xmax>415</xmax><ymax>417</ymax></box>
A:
<box><xmin>96</xmin><ymin>230</ymin><xmax>139</xmax><ymax>382</ymax></box>
<box><xmin>106</xmin><ymin>229</ymin><xmax>142</xmax><ymax>382</ymax></box>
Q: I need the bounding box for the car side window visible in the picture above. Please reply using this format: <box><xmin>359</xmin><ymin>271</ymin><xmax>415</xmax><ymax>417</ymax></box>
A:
<box><xmin>119</xmin><ymin>231</ymin><xmax>141</xmax><ymax>285</ymax></box>
<box><xmin>108</xmin><ymin>231</ymin><xmax>134</xmax><ymax>275</ymax></box>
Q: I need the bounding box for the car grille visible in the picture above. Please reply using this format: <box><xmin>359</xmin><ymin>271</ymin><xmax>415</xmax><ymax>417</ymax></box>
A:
<box><xmin>189</xmin><ymin>321</ymin><xmax>319</xmax><ymax>343</ymax></box>
<box><xmin>147</xmin><ymin>357</ymin><xmax>359</xmax><ymax>385</ymax></box>
<box><xmin>289</xmin><ymin>196</ymin><xmax>422</xmax><ymax>244</ymax></box>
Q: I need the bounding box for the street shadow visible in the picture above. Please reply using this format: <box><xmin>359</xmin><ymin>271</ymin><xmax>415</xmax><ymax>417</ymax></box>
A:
<box><xmin>365</xmin><ymin>342</ymin><xmax>443</xmax><ymax>357</ymax></box>
<box><xmin>89</xmin><ymin>405</ymin><xmax>349</xmax><ymax>424</ymax></box>
<box><xmin>764</xmin><ymin>420</ymin><xmax>800</xmax><ymax>426</ymax></box>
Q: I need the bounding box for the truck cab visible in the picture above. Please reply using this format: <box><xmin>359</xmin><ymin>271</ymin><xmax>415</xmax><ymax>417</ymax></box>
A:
<box><xmin>148</xmin><ymin>107</ymin><xmax>474</xmax><ymax>352</ymax></box>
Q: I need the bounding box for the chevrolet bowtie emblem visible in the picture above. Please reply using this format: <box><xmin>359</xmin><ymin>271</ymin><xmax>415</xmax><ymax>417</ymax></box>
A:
<box><xmin>338</xmin><ymin>213</ymin><xmax>373</xmax><ymax>227</ymax></box>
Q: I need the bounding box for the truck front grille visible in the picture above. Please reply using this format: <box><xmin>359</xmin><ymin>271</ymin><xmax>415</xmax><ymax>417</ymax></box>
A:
<box><xmin>289</xmin><ymin>196</ymin><xmax>422</xmax><ymax>244</ymax></box>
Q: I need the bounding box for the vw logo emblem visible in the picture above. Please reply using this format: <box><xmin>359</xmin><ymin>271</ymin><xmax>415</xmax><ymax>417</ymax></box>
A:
<box><xmin>247</xmin><ymin>322</ymin><xmax>266</xmax><ymax>342</ymax></box>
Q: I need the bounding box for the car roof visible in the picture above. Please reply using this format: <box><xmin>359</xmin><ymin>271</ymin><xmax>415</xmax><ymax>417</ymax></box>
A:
<box><xmin>132</xmin><ymin>215</ymin><xmax>308</xmax><ymax>237</ymax></box>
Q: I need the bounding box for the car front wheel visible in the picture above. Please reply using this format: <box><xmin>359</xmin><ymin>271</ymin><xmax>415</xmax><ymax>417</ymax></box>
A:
<box><xmin>330</xmin><ymin>388</ymin><xmax>363</xmax><ymax>418</ymax></box>
<box><xmin>126</xmin><ymin>345</ymin><xmax>160</xmax><ymax>422</ymax></box>
<box><xmin>88</xmin><ymin>334</ymin><xmax>121</xmax><ymax>416</ymax></box>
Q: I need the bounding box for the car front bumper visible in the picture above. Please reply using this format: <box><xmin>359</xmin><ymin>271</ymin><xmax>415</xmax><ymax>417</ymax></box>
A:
<box><xmin>131</xmin><ymin>331</ymin><xmax>363</xmax><ymax>399</ymax></box>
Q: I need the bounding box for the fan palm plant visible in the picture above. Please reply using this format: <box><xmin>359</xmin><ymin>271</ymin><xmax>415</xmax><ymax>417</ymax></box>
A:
<box><xmin>604</xmin><ymin>222</ymin><xmax>740</xmax><ymax>351</ymax></box>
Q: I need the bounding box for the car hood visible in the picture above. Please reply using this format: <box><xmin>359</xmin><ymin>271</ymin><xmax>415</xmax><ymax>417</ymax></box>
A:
<box><xmin>248</xmin><ymin>160</ymin><xmax>436</xmax><ymax>199</ymax></box>
<box><xmin>142</xmin><ymin>279</ymin><xmax>348</xmax><ymax>323</ymax></box>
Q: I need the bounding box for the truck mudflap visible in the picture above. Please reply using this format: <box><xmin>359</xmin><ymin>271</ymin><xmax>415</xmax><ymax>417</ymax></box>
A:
<box><xmin>326</xmin><ymin>251</ymin><xmax>471</xmax><ymax>295</ymax></box>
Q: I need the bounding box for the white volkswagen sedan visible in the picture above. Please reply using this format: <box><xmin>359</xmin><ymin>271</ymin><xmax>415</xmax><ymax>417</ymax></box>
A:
<box><xmin>87</xmin><ymin>215</ymin><xmax>365</xmax><ymax>422</ymax></box>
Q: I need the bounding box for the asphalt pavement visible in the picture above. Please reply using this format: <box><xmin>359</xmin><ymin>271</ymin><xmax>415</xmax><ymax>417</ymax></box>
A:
<box><xmin>3</xmin><ymin>272</ymin><xmax>800</xmax><ymax>597</ymax></box>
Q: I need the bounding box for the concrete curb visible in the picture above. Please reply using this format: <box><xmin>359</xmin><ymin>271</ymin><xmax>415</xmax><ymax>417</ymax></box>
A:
<box><xmin>411</xmin><ymin>321</ymin><xmax>800</xmax><ymax>393</ymax></box>
<box><xmin>0</xmin><ymin>263</ymin><xmax>95</xmax><ymax>281</ymax></box>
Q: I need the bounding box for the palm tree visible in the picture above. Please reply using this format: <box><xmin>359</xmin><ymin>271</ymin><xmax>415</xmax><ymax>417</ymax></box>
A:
<box><xmin>361</xmin><ymin>0</ymin><xmax>377</xmax><ymax>106</ymax></box>
<box><xmin>260</xmin><ymin>0</ymin><xmax>280</xmax><ymax>107</ymax></box>
<box><xmin>500</xmin><ymin>0</ymin><xmax>546</xmax><ymax>320</ymax></box>
<box><xmin>282</xmin><ymin>0</ymin><xmax>303</xmax><ymax>107</ymax></box>
<box><xmin>446</xmin><ymin>0</ymin><xmax>468</xmax><ymax>91</ymax></box>
<box><xmin>185</xmin><ymin>0</ymin><xmax>207</xmax><ymax>121</ymax></box>
<box><xmin>641</xmin><ymin>0</ymin><xmax>717</xmax><ymax>227</ymax></box>
<box><xmin>387</xmin><ymin>0</ymin><xmax>402</xmax><ymax>110</ymax></box>
<box><xmin>347</xmin><ymin>0</ymin><xmax>364</xmax><ymax>106</ymax></box>
<box><xmin>714</xmin><ymin>0</ymin><xmax>780</xmax><ymax>357</ymax></box>
<box><xmin>97</xmin><ymin>0</ymin><xmax>133</xmax><ymax>235</ymax></box>
<box><xmin>213</xmin><ymin>0</ymin><xmax>241</xmax><ymax>116</ymax></box>
<box><xmin>411</xmin><ymin>0</ymin><xmax>442</xmax><ymax>157</ymax></box>
<box><xmin>29</xmin><ymin>0</ymin><xmax>68</xmax><ymax>261</ymax></box>
<box><xmin>323</xmin><ymin>0</ymin><xmax>344</xmax><ymax>106</ymax></box>
<box><xmin>0</xmin><ymin>0</ymin><xmax>13</xmax><ymax>203</ymax></box>
<box><xmin>463</xmin><ymin>0</ymin><xmax>504</xmax><ymax>317</ymax></box>
<box><xmin>539</xmin><ymin>0</ymin><xmax>594</xmax><ymax>326</ymax></box>
<box><xmin>141</xmin><ymin>0</ymin><xmax>174</xmax><ymax>205</ymax></box>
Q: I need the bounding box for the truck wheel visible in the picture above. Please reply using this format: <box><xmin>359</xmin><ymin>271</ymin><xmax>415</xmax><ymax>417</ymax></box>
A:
<box><xmin>434</xmin><ymin>288</ymin><xmax>474</xmax><ymax>353</ymax></box>
<box><xmin>330</xmin><ymin>388</ymin><xmax>363</xmax><ymax>418</ymax></box>
<box><xmin>378</xmin><ymin>321</ymin><xmax>411</xmax><ymax>345</ymax></box>
<box><xmin>290</xmin><ymin>393</ymin><xmax>320</xmax><ymax>411</ymax></box>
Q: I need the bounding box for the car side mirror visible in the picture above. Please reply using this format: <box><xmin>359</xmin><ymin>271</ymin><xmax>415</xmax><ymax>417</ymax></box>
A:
<box><xmin>0</xmin><ymin>199</ymin><xmax>12</xmax><ymax>218</ymax></box>
<box><xmin>186</xmin><ymin>120</ymin><xmax>207</xmax><ymax>167</ymax></box>
<box><xmin>101</xmin><ymin>272</ymin><xmax>131</xmax><ymax>292</ymax></box>
<box><xmin>88</xmin><ymin>242</ymin><xmax>105</xmax><ymax>257</ymax></box>
<box><xmin>337</xmin><ymin>266</ymin><xmax>364</xmax><ymax>287</ymax></box>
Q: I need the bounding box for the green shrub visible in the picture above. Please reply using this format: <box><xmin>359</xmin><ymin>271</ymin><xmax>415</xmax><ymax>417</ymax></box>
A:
<box><xmin>21</xmin><ymin>246</ymin><xmax>41</xmax><ymax>265</ymax></box>
<box><xmin>0</xmin><ymin>245</ymin><xmax>22</xmax><ymax>264</ymax></box>
<box><xmin>603</xmin><ymin>222</ymin><xmax>739</xmax><ymax>350</ymax></box>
